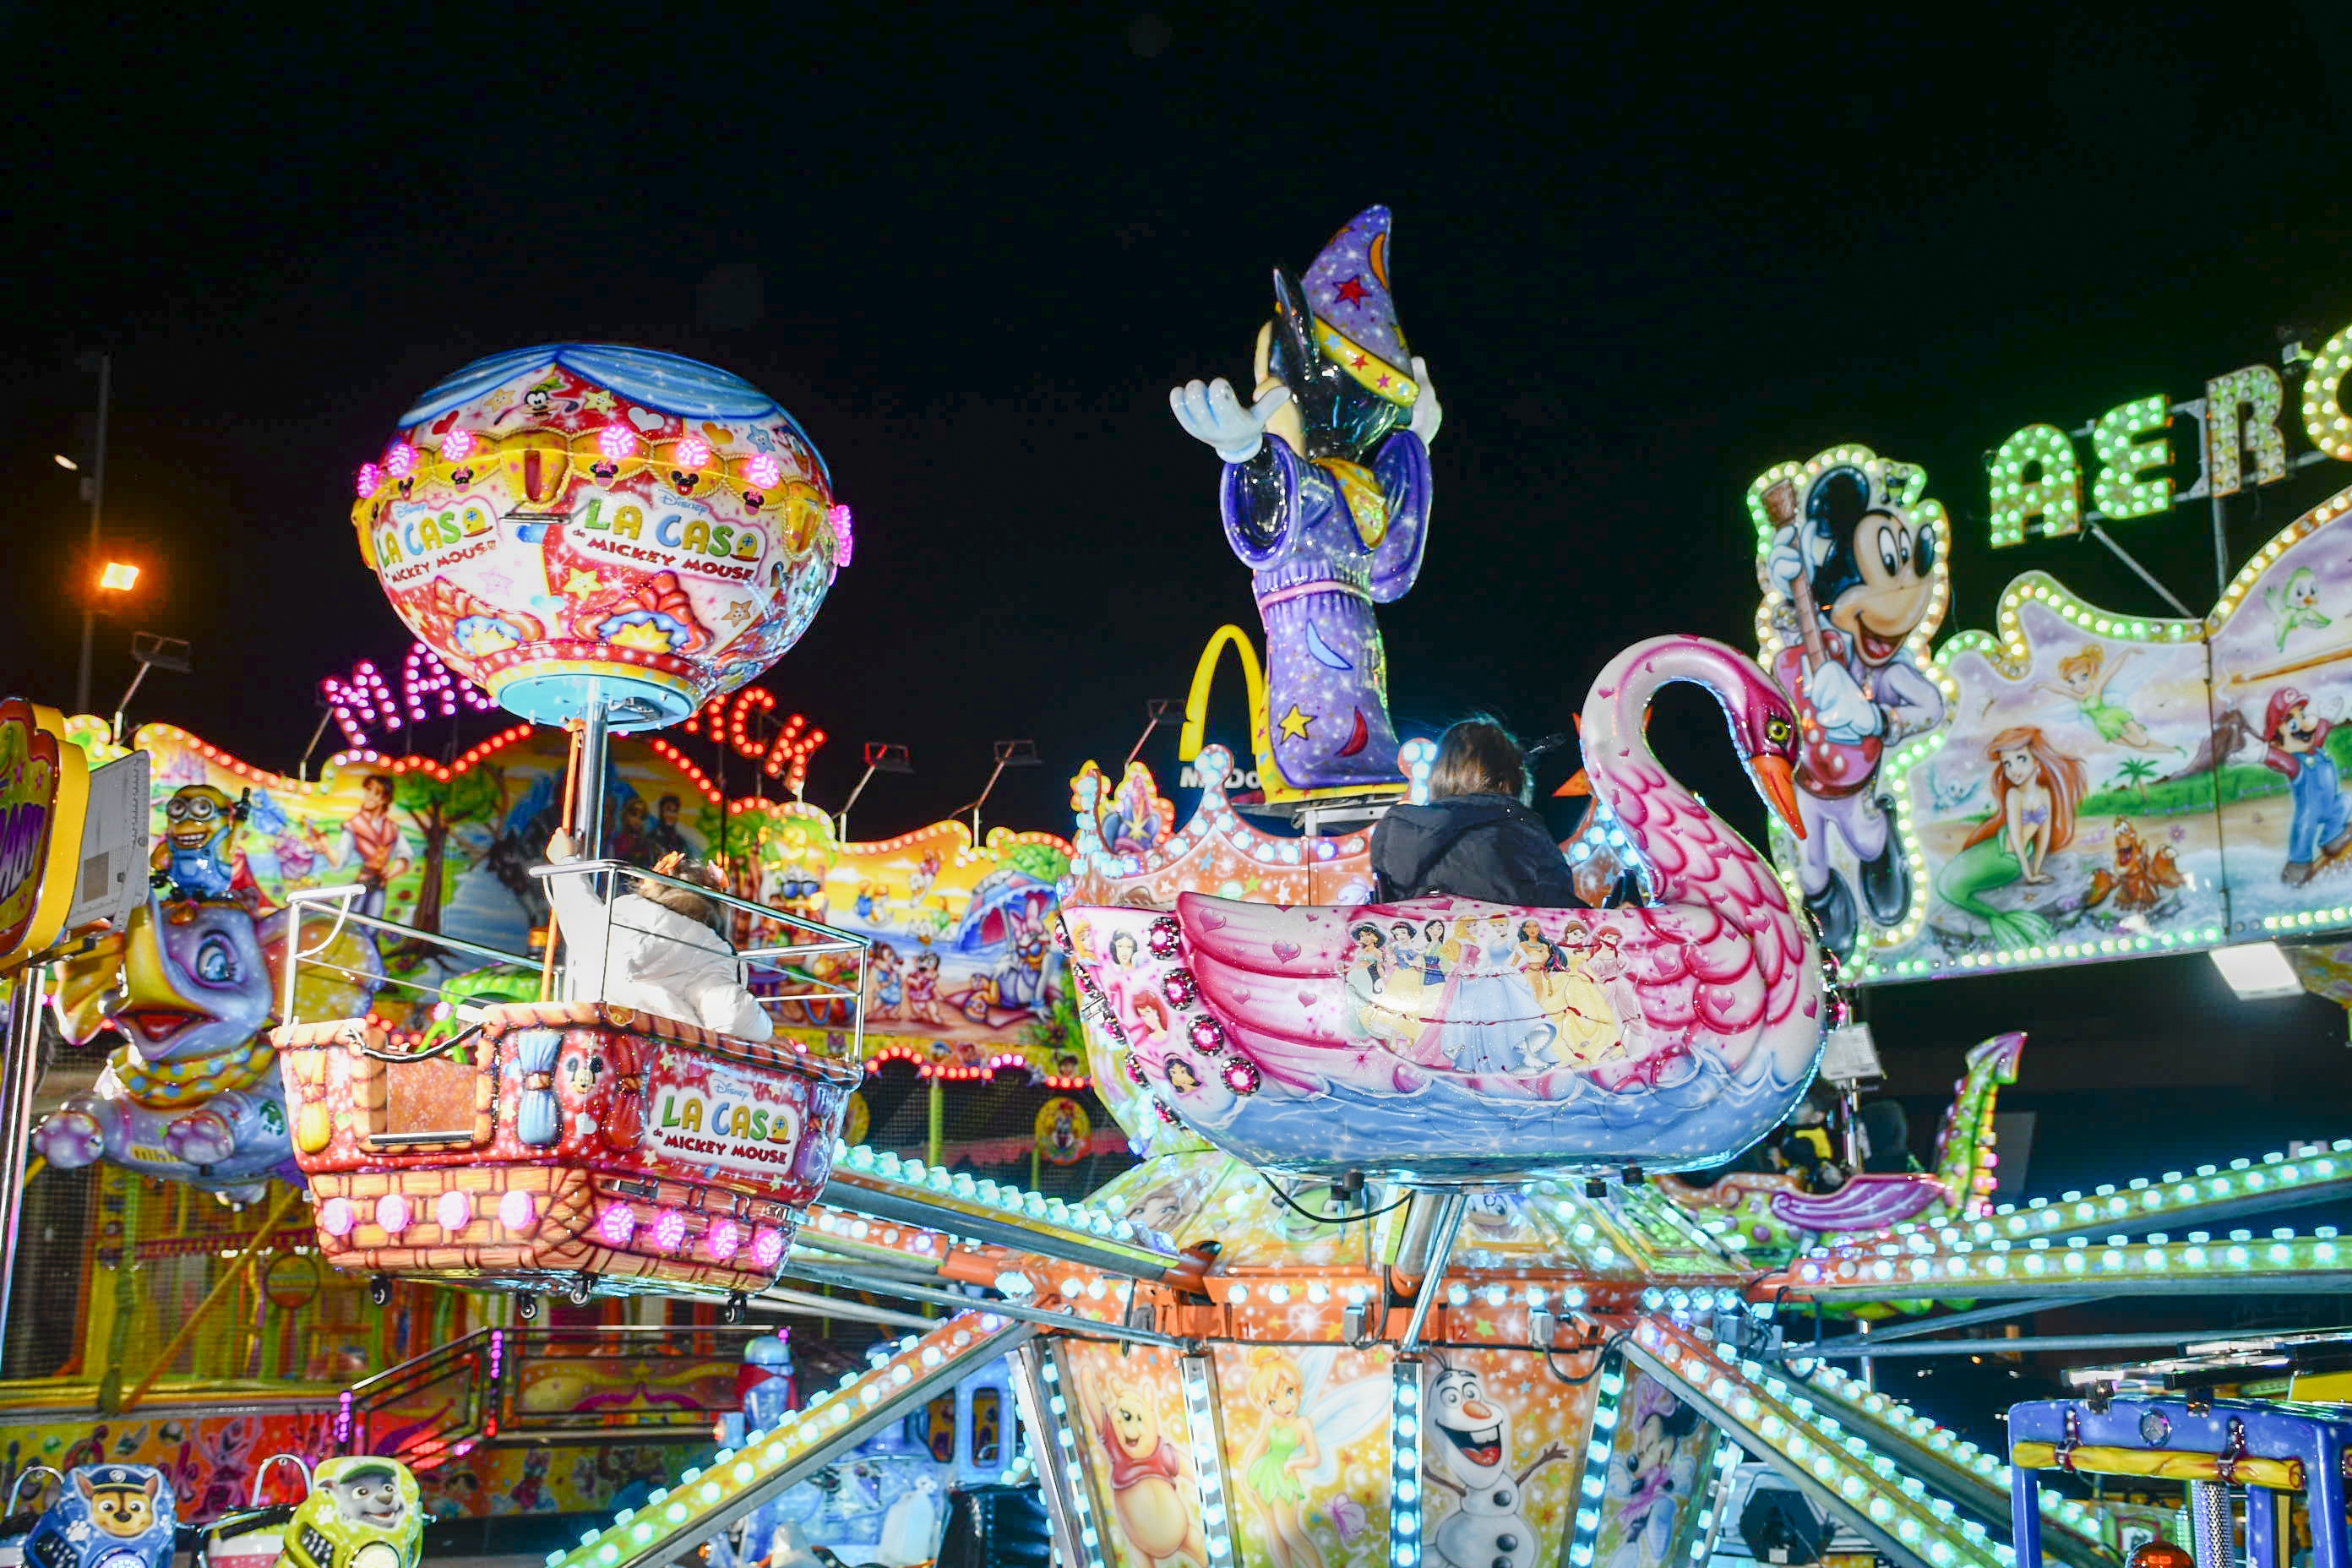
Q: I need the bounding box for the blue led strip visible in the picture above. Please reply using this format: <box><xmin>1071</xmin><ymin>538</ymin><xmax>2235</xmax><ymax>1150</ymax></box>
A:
<box><xmin>1179</xmin><ymin>1355</ymin><xmax>1239</xmax><ymax>1568</ymax></box>
<box><xmin>1039</xmin><ymin>1351</ymin><xmax>1108</xmax><ymax>1568</ymax></box>
<box><xmin>1565</xmin><ymin>1355</ymin><xmax>1626</xmax><ymax>1568</ymax></box>
<box><xmin>1391</xmin><ymin>1358</ymin><xmax>1424</xmax><ymax>1568</ymax></box>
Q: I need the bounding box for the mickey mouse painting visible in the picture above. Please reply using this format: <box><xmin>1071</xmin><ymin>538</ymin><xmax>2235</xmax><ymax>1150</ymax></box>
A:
<box><xmin>1758</xmin><ymin>460</ymin><xmax>1949</xmax><ymax>958</ymax></box>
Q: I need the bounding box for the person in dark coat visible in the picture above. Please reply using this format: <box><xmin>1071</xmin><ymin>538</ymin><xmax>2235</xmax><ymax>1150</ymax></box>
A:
<box><xmin>1370</xmin><ymin>720</ymin><xmax>1583</xmax><ymax>906</ymax></box>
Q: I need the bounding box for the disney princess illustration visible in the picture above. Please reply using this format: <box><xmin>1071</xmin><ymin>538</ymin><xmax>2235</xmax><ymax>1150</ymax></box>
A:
<box><xmin>2035</xmin><ymin>646</ymin><xmax>2175</xmax><ymax>754</ymax></box>
<box><xmin>1934</xmin><ymin>727</ymin><xmax>2088</xmax><ymax>950</ymax></box>
<box><xmin>1516</xmin><ymin>918</ymin><xmax>1619</xmax><ymax>1068</ymax></box>
<box><xmin>1233</xmin><ymin>1349</ymin><xmax>1386</xmax><ymax>1568</ymax></box>
<box><xmin>1424</xmin><ymin>915</ymin><xmax>1550</xmax><ymax>1075</ymax></box>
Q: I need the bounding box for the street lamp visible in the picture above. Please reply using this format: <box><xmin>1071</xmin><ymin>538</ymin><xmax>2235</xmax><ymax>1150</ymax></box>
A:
<box><xmin>70</xmin><ymin>352</ymin><xmax>112</xmax><ymax>716</ymax></box>
<box><xmin>98</xmin><ymin>562</ymin><xmax>139</xmax><ymax>592</ymax></box>
<box><xmin>964</xmin><ymin>739</ymin><xmax>1038</xmax><ymax>840</ymax></box>
<box><xmin>836</xmin><ymin>743</ymin><xmax>912</xmax><ymax>839</ymax></box>
<box><xmin>112</xmin><ymin>632</ymin><xmax>191</xmax><ymax>743</ymax></box>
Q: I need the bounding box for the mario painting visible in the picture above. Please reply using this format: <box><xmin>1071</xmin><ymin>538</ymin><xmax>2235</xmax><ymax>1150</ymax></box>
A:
<box><xmin>1757</xmin><ymin>460</ymin><xmax>1949</xmax><ymax>960</ymax></box>
<box><xmin>2260</xmin><ymin>687</ymin><xmax>2352</xmax><ymax>885</ymax></box>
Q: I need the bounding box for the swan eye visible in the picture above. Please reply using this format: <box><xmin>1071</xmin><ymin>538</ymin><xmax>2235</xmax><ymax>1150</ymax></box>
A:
<box><xmin>1765</xmin><ymin>716</ymin><xmax>1793</xmax><ymax>748</ymax></box>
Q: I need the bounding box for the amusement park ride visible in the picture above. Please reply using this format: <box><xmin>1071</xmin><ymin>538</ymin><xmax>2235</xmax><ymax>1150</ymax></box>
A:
<box><xmin>10</xmin><ymin>208</ymin><xmax>2352</xmax><ymax>1568</ymax></box>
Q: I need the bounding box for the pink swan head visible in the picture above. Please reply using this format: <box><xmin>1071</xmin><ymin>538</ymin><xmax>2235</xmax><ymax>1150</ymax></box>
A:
<box><xmin>1700</xmin><ymin>641</ymin><xmax>1808</xmax><ymax>839</ymax></box>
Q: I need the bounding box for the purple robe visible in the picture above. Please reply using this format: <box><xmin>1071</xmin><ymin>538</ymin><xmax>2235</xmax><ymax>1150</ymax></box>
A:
<box><xmin>1220</xmin><ymin>431</ymin><xmax>1431</xmax><ymax>791</ymax></box>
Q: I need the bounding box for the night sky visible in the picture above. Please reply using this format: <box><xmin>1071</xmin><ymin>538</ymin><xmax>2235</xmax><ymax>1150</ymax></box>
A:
<box><xmin>11</xmin><ymin>4</ymin><xmax>2352</xmax><ymax>1135</ymax></box>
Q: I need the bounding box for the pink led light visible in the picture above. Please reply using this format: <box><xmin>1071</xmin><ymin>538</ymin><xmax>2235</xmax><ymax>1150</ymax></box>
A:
<box><xmin>706</xmin><ymin>1218</ymin><xmax>743</xmax><ymax>1262</ymax></box>
<box><xmin>376</xmin><ymin>1194</ymin><xmax>412</xmax><ymax>1234</ymax></box>
<box><xmin>436</xmin><ymin>1190</ymin><xmax>471</xmax><ymax>1233</ymax></box>
<box><xmin>673</xmin><ymin>435</ymin><xmax>712</xmax><ymax>471</ymax></box>
<box><xmin>442</xmin><ymin>428</ymin><xmax>476</xmax><ymax>462</ymax></box>
<box><xmin>651</xmin><ymin>1209</ymin><xmax>689</xmax><ymax>1251</ymax></box>
<box><xmin>499</xmin><ymin>1190</ymin><xmax>536</xmax><ymax>1229</ymax></box>
<box><xmin>598</xmin><ymin>424</ymin><xmax>637</xmax><ymax>461</ymax></box>
<box><xmin>597</xmin><ymin>1203</ymin><xmax>638</xmax><ymax>1246</ymax></box>
<box><xmin>749</xmin><ymin>1227</ymin><xmax>786</xmax><ymax>1269</ymax></box>
<box><xmin>319</xmin><ymin>1197</ymin><xmax>356</xmax><ymax>1237</ymax></box>
<box><xmin>744</xmin><ymin>454</ymin><xmax>782</xmax><ymax>489</ymax></box>
<box><xmin>357</xmin><ymin>463</ymin><xmax>383</xmax><ymax>499</ymax></box>
<box><xmin>829</xmin><ymin>504</ymin><xmax>854</xmax><ymax>566</ymax></box>
<box><xmin>384</xmin><ymin>442</ymin><xmax>419</xmax><ymax>477</ymax></box>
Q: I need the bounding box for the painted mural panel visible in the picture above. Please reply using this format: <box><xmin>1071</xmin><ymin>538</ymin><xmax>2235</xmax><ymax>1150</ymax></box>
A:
<box><xmin>80</xmin><ymin>723</ymin><xmax>1073</xmax><ymax>1071</ymax></box>
<box><xmin>1213</xmin><ymin>1345</ymin><xmax>1391</xmax><ymax>1568</ymax></box>
<box><xmin>1587</xmin><ymin>1369</ymin><xmax>1719</xmax><ymax>1568</ymax></box>
<box><xmin>1750</xmin><ymin>458</ymin><xmax>2352</xmax><ymax>979</ymax></box>
<box><xmin>1060</xmin><ymin>1340</ymin><xmax>1213</xmax><ymax>1568</ymax></box>
<box><xmin>1418</xmin><ymin>1349</ymin><xmax>1596</xmax><ymax>1568</ymax></box>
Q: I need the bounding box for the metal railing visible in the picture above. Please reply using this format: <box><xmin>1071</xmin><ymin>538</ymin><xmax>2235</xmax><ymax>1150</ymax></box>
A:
<box><xmin>531</xmin><ymin>858</ymin><xmax>869</xmax><ymax>1053</ymax></box>
<box><xmin>340</xmin><ymin>1324</ymin><xmax>780</xmax><ymax>1460</ymax></box>
<box><xmin>280</xmin><ymin>860</ymin><xmax>868</xmax><ymax>1054</ymax></box>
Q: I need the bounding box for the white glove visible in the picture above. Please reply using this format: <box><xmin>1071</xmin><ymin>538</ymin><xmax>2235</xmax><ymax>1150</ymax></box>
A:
<box><xmin>547</xmin><ymin>830</ymin><xmax>580</xmax><ymax>862</ymax></box>
<box><xmin>1805</xmin><ymin>662</ymin><xmax>1885</xmax><ymax>743</ymax></box>
<box><xmin>1408</xmin><ymin>356</ymin><xmax>1442</xmax><ymax>445</ymax></box>
<box><xmin>1767</xmin><ymin>526</ymin><xmax>1807</xmax><ymax>591</ymax></box>
<box><xmin>1170</xmin><ymin>377</ymin><xmax>1292</xmax><ymax>464</ymax></box>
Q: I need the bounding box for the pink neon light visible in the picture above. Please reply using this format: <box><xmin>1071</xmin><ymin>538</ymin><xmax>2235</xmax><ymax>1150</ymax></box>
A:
<box><xmin>744</xmin><ymin>454</ymin><xmax>782</xmax><ymax>489</ymax></box>
<box><xmin>597</xmin><ymin>1204</ymin><xmax>638</xmax><ymax>1246</ymax></box>
<box><xmin>706</xmin><ymin>1218</ymin><xmax>743</xmax><ymax>1262</ymax></box>
<box><xmin>357</xmin><ymin>463</ymin><xmax>383</xmax><ymax>499</ymax></box>
<box><xmin>499</xmin><ymin>1190</ymin><xmax>536</xmax><ymax>1229</ymax></box>
<box><xmin>674</xmin><ymin>435</ymin><xmax>712</xmax><ymax>471</ymax></box>
<box><xmin>749</xmin><ymin>1227</ymin><xmax>786</xmax><ymax>1269</ymax></box>
<box><xmin>442</xmin><ymin>428</ymin><xmax>476</xmax><ymax>462</ymax></box>
<box><xmin>598</xmin><ymin>424</ymin><xmax>637</xmax><ymax>461</ymax></box>
<box><xmin>651</xmin><ymin>1209</ymin><xmax>689</xmax><ymax>1251</ymax></box>
<box><xmin>384</xmin><ymin>443</ymin><xmax>419</xmax><ymax>477</ymax></box>
<box><xmin>376</xmin><ymin>1194</ymin><xmax>412</xmax><ymax>1234</ymax></box>
<box><xmin>436</xmin><ymin>1190</ymin><xmax>471</xmax><ymax>1233</ymax></box>
<box><xmin>320</xmin><ymin>1197</ymin><xmax>357</xmax><ymax>1237</ymax></box>
<box><xmin>829</xmin><ymin>504</ymin><xmax>854</xmax><ymax>566</ymax></box>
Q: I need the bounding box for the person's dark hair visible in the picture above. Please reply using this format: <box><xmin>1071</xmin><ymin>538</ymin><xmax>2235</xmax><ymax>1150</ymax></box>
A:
<box><xmin>1428</xmin><ymin>719</ymin><xmax>1527</xmax><ymax>802</ymax></box>
<box><xmin>1348</xmin><ymin>923</ymin><xmax>1385</xmax><ymax>947</ymax></box>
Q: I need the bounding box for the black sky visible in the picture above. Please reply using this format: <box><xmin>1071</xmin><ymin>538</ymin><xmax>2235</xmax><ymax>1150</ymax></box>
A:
<box><xmin>11</xmin><ymin>2</ymin><xmax>2352</xmax><ymax>1123</ymax></box>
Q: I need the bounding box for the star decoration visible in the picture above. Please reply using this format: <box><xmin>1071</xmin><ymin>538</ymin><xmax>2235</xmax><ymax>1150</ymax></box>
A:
<box><xmin>563</xmin><ymin>569</ymin><xmax>604</xmax><ymax>596</ymax></box>
<box><xmin>580</xmin><ymin>389</ymin><xmax>616</xmax><ymax>413</ymax></box>
<box><xmin>1278</xmin><ymin>705</ymin><xmax>1315</xmax><ymax>740</ymax></box>
<box><xmin>1351</xmin><ymin>353</ymin><xmax>1369</xmax><ymax>369</ymax></box>
<box><xmin>1335</xmin><ymin>275</ymin><xmax>1369</xmax><ymax>307</ymax></box>
<box><xmin>722</xmin><ymin>600</ymin><xmax>754</xmax><ymax>625</ymax></box>
<box><xmin>476</xmin><ymin>572</ymin><xmax>514</xmax><ymax>596</ymax></box>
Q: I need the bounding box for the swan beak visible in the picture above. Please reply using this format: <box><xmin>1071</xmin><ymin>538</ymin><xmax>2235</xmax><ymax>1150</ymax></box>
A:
<box><xmin>1750</xmin><ymin>754</ymin><xmax>1805</xmax><ymax>838</ymax></box>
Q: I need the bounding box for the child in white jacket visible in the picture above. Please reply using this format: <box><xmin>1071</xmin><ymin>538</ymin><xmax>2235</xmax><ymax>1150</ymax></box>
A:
<box><xmin>546</xmin><ymin>832</ymin><xmax>775</xmax><ymax>1042</ymax></box>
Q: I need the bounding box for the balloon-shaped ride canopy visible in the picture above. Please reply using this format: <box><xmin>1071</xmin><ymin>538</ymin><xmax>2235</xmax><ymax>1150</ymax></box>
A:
<box><xmin>351</xmin><ymin>345</ymin><xmax>846</xmax><ymax>732</ymax></box>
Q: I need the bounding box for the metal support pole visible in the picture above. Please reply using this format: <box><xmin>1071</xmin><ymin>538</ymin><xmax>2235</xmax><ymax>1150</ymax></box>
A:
<box><xmin>2086</xmin><ymin>523</ymin><xmax>2199</xmax><ymax>619</ymax></box>
<box><xmin>1808</xmin><ymin>1295</ymin><xmax>2100</xmax><ymax>1353</ymax></box>
<box><xmin>0</xmin><ymin>966</ymin><xmax>49</xmax><ymax>1363</ymax></box>
<box><xmin>74</xmin><ymin>354</ymin><xmax>110</xmax><ymax>717</ymax></box>
<box><xmin>297</xmin><ymin>707</ymin><xmax>335</xmax><ymax>781</ymax></box>
<box><xmin>2213</xmin><ymin>493</ymin><xmax>2232</xmax><ymax>604</ymax></box>
<box><xmin>1804</xmin><ymin>1330</ymin><xmax>2198</xmax><ymax>1359</ymax></box>
<box><xmin>2187</xmin><ymin>1479</ymin><xmax>2234</xmax><ymax>1568</ymax></box>
<box><xmin>1010</xmin><ymin>1342</ymin><xmax>1087</xmax><ymax>1568</ymax></box>
<box><xmin>1397</xmin><ymin>1191</ymin><xmax>1467</xmax><ymax>1355</ymax></box>
<box><xmin>574</xmin><ymin>693</ymin><xmax>612</xmax><ymax>856</ymax></box>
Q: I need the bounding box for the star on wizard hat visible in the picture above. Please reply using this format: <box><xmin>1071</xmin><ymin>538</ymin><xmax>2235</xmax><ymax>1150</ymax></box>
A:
<box><xmin>1300</xmin><ymin>205</ymin><xmax>1418</xmax><ymax>407</ymax></box>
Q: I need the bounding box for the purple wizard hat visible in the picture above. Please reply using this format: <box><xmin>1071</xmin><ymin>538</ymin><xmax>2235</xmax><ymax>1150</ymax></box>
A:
<box><xmin>1298</xmin><ymin>205</ymin><xmax>1418</xmax><ymax>408</ymax></box>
